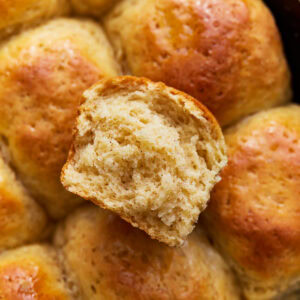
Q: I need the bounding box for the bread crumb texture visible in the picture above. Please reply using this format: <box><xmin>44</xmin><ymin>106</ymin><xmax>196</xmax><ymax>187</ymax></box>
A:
<box><xmin>61</xmin><ymin>76</ymin><xmax>227</xmax><ymax>246</ymax></box>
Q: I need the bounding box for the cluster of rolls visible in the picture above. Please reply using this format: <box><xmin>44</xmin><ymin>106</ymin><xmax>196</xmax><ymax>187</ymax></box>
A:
<box><xmin>0</xmin><ymin>0</ymin><xmax>298</xmax><ymax>299</ymax></box>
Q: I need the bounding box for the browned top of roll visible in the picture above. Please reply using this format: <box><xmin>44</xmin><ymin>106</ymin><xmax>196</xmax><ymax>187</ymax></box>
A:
<box><xmin>202</xmin><ymin>105</ymin><xmax>300</xmax><ymax>299</ymax></box>
<box><xmin>105</xmin><ymin>0</ymin><xmax>291</xmax><ymax>126</ymax></box>
<box><xmin>55</xmin><ymin>205</ymin><xmax>240</xmax><ymax>300</ymax></box>
<box><xmin>0</xmin><ymin>18</ymin><xmax>121</xmax><ymax>218</ymax></box>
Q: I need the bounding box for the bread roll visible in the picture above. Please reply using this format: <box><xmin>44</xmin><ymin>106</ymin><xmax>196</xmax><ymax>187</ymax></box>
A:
<box><xmin>54</xmin><ymin>205</ymin><xmax>240</xmax><ymax>300</ymax></box>
<box><xmin>0</xmin><ymin>18</ymin><xmax>121</xmax><ymax>218</ymax></box>
<box><xmin>0</xmin><ymin>245</ymin><xmax>75</xmax><ymax>299</ymax></box>
<box><xmin>70</xmin><ymin>0</ymin><xmax>120</xmax><ymax>16</ymax></box>
<box><xmin>0</xmin><ymin>149</ymin><xmax>49</xmax><ymax>251</ymax></box>
<box><xmin>104</xmin><ymin>0</ymin><xmax>292</xmax><ymax>126</ymax></box>
<box><xmin>201</xmin><ymin>105</ymin><xmax>300</xmax><ymax>299</ymax></box>
<box><xmin>0</xmin><ymin>0</ymin><xmax>70</xmax><ymax>40</ymax></box>
<box><xmin>61</xmin><ymin>76</ymin><xmax>227</xmax><ymax>246</ymax></box>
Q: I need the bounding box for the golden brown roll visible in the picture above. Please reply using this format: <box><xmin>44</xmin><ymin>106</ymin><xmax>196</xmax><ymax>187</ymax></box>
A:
<box><xmin>70</xmin><ymin>0</ymin><xmax>120</xmax><ymax>16</ymax></box>
<box><xmin>0</xmin><ymin>0</ymin><xmax>70</xmax><ymax>40</ymax></box>
<box><xmin>0</xmin><ymin>245</ymin><xmax>75</xmax><ymax>299</ymax></box>
<box><xmin>201</xmin><ymin>105</ymin><xmax>300</xmax><ymax>299</ymax></box>
<box><xmin>60</xmin><ymin>76</ymin><xmax>227</xmax><ymax>246</ymax></box>
<box><xmin>104</xmin><ymin>0</ymin><xmax>292</xmax><ymax>126</ymax></box>
<box><xmin>54</xmin><ymin>205</ymin><xmax>241</xmax><ymax>300</ymax></box>
<box><xmin>0</xmin><ymin>18</ymin><xmax>121</xmax><ymax>218</ymax></box>
<box><xmin>0</xmin><ymin>149</ymin><xmax>49</xmax><ymax>251</ymax></box>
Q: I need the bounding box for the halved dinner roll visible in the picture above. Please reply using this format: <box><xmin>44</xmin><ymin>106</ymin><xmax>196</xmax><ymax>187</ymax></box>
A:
<box><xmin>61</xmin><ymin>76</ymin><xmax>227</xmax><ymax>246</ymax></box>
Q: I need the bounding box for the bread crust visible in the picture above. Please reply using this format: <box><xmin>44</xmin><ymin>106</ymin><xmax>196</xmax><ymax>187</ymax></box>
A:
<box><xmin>54</xmin><ymin>205</ymin><xmax>240</xmax><ymax>300</ymax></box>
<box><xmin>104</xmin><ymin>0</ymin><xmax>292</xmax><ymax>126</ymax></box>
<box><xmin>202</xmin><ymin>105</ymin><xmax>300</xmax><ymax>299</ymax></box>
<box><xmin>0</xmin><ymin>0</ymin><xmax>70</xmax><ymax>40</ymax></box>
<box><xmin>0</xmin><ymin>151</ymin><xmax>49</xmax><ymax>251</ymax></box>
<box><xmin>0</xmin><ymin>245</ymin><xmax>73</xmax><ymax>299</ymax></box>
<box><xmin>0</xmin><ymin>18</ymin><xmax>121</xmax><ymax>218</ymax></box>
<box><xmin>70</xmin><ymin>0</ymin><xmax>120</xmax><ymax>16</ymax></box>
